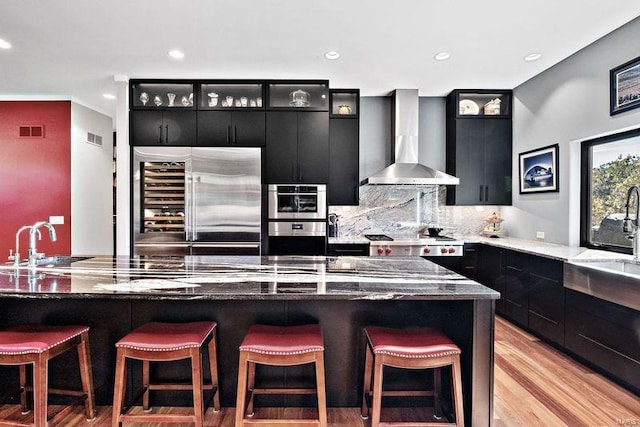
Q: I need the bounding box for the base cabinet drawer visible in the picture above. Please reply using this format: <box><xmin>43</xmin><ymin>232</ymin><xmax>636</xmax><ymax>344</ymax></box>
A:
<box><xmin>565</xmin><ymin>291</ymin><xmax>640</xmax><ymax>393</ymax></box>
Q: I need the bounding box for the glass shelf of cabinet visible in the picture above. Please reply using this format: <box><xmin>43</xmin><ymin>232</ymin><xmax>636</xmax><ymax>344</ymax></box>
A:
<box><xmin>330</xmin><ymin>89</ymin><xmax>359</xmax><ymax>117</ymax></box>
<box><xmin>454</xmin><ymin>90</ymin><xmax>512</xmax><ymax>118</ymax></box>
<box><xmin>268</xmin><ymin>82</ymin><xmax>329</xmax><ymax>110</ymax></box>
<box><xmin>199</xmin><ymin>82</ymin><xmax>264</xmax><ymax>110</ymax></box>
<box><xmin>131</xmin><ymin>82</ymin><xmax>195</xmax><ymax>109</ymax></box>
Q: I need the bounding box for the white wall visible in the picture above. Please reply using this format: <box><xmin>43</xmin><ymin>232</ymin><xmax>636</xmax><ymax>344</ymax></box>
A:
<box><xmin>508</xmin><ymin>16</ymin><xmax>640</xmax><ymax>245</ymax></box>
<box><xmin>71</xmin><ymin>102</ymin><xmax>114</xmax><ymax>255</ymax></box>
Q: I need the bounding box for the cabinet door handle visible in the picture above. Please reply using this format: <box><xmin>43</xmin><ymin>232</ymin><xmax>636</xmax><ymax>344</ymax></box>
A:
<box><xmin>298</xmin><ymin>162</ymin><xmax>302</xmax><ymax>182</ymax></box>
<box><xmin>479</xmin><ymin>185</ymin><xmax>483</xmax><ymax>202</ymax></box>
<box><xmin>226</xmin><ymin>125</ymin><xmax>231</xmax><ymax>145</ymax></box>
<box><xmin>291</xmin><ymin>163</ymin><xmax>296</xmax><ymax>182</ymax></box>
<box><xmin>504</xmin><ymin>298</ymin><xmax>522</xmax><ymax>308</ymax></box>
<box><xmin>233</xmin><ymin>125</ymin><xmax>237</xmax><ymax>144</ymax></box>
<box><xmin>578</xmin><ymin>334</ymin><xmax>640</xmax><ymax>365</ymax></box>
<box><xmin>165</xmin><ymin>124</ymin><xmax>169</xmax><ymax>143</ymax></box>
<box><xmin>158</xmin><ymin>125</ymin><xmax>163</xmax><ymax>144</ymax></box>
<box><xmin>529</xmin><ymin>309</ymin><xmax>558</xmax><ymax>325</ymax></box>
<box><xmin>485</xmin><ymin>186</ymin><xmax>489</xmax><ymax>202</ymax></box>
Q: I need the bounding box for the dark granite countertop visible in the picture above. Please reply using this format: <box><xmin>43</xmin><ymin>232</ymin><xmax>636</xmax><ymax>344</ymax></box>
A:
<box><xmin>0</xmin><ymin>255</ymin><xmax>498</xmax><ymax>301</ymax></box>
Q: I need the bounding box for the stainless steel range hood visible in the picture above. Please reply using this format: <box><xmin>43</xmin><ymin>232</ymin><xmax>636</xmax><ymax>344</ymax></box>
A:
<box><xmin>365</xmin><ymin>89</ymin><xmax>459</xmax><ymax>185</ymax></box>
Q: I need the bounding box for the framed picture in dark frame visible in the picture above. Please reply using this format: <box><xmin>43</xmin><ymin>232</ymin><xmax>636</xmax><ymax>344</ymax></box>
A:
<box><xmin>519</xmin><ymin>144</ymin><xmax>559</xmax><ymax>194</ymax></box>
<box><xmin>610</xmin><ymin>55</ymin><xmax>640</xmax><ymax>116</ymax></box>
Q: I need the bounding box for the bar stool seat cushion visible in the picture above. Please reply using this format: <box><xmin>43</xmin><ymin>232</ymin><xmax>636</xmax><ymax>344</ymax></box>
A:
<box><xmin>0</xmin><ymin>324</ymin><xmax>89</xmax><ymax>355</ymax></box>
<box><xmin>365</xmin><ymin>326</ymin><xmax>461</xmax><ymax>358</ymax></box>
<box><xmin>116</xmin><ymin>321</ymin><xmax>217</xmax><ymax>352</ymax></box>
<box><xmin>240</xmin><ymin>324</ymin><xmax>324</xmax><ymax>355</ymax></box>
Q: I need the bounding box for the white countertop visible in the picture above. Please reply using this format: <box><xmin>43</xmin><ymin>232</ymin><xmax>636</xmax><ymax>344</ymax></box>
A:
<box><xmin>329</xmin><ymin>234</ymin><xmax>635</xmax><ymax>262</ymax></box>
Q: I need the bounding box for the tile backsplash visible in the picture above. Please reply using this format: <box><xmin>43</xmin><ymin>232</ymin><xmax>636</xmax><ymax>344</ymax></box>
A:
<box><xmin>330</xmin><ymin>185</ymin><xmax>503</xmax><ymax>237</ymax></box>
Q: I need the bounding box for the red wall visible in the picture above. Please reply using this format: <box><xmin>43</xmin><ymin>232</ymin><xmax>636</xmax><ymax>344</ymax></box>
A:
<box><xmin>0</xmin><ymin>101</ymin><xmax>71</xmax><ymax>258</ymax></box>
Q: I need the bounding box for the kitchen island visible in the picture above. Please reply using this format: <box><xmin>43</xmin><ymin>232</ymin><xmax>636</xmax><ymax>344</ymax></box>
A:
<box><xmin>0</xmin><ymin>256</ymin><xmax>498</xmax><ymax>426</ymax></box>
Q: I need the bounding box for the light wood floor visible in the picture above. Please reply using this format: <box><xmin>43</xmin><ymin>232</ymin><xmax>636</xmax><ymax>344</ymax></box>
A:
<box><xmin>0</xmin><ymin>316</ymin><xmax>638</xmax><ymax>426</ymax></box>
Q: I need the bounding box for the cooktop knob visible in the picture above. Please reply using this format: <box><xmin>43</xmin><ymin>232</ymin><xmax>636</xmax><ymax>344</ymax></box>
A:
<box><xmin>448</xmin><ymin>247</ymin><xmax>456</xmax><ymax>254</ymax></box>
<box><xmin>385</xmin><ymin>248</ymin><xmax>392</xmax><ymax>255</ymax></box>
<box><xmin>440</xmin><ymin>248</ymin><xmax>447</xmax><ymax>254</ymax></box>
<box><xmin>377</xmin><ymin>248</ymin><xmax>384</xmax><ymax>255</ymax></box>
<box><xmin>423</xmin><ymin>247</ymin><xmax>431</xmax><ymax>254</ymax></box>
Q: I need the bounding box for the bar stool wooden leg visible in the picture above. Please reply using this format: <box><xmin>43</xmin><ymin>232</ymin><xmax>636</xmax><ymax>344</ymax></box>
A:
<box><xmin>19</xmin><ymin>364</ymin><xmax>29</xmax><ymax>414</ymax></box>
<box><xmin>452</xmin><ymin>354</ymin><xmax>465</xmax><ymax>427</ymax></box>
<box><xmin>371</xmin><ymin>356</ymin><xmax>384</xmax><ymax>427</ymax></box>
<box><xmin>235</xmin><ymin>352</ymin><xmax>249</xmax><ymax>427</ymax></box>
<box><xmin>33</xmin><ymin>356</ymin><xmax>48</xmax><ymax>427</ymax></box>
<box><xmin>191</xmin><ymin>348</ymin><xmax>204</xmax><ymax>427</ymax></box>
<box><xmin>77</xmin><ymin>330</ymin><xmax>96</xmax><ymax>420</ymax></box>
<box><xmin>142</xmin><ymin>359</ymin><xmax>151</xmax><ymax>411</ymax></box>
<box><xmin>361</xmin><ymin>342</ymin><xmax>373</xmax><ymax>418</ymax></box>
<box><xmin>434</xmin><ymin>367</ymin><xmax>442</xmax><ymax>419</ymax></box>
<box><xmin>315</xmin><ymin>351</ymin><xmax>328</xmax><ymax>427</ymax></box>
<box><xmin>246</xmin><ymin>361</ymin><xmax>256</xmax><ymax>417</ymax></box>
<box><xmin>208</xmin><ymin>330</ymin><xmax>221</xmax><ymax>411</ymax></box>
<box><xmin>112</xmin><ymin>349</ymin><xmax>127</xmax><ymax>427</ymax></box>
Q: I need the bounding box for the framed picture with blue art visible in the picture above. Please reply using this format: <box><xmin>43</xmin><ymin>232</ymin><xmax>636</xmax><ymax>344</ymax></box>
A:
<box><xmin>610</xmin><ymin>55</ymin><xmax>640</xmax><ymax>115</ymax></box>
<box><xmin>519</xmin><ymin>144</ymin><xmax>559</xmax><ymax>194</ymax></box>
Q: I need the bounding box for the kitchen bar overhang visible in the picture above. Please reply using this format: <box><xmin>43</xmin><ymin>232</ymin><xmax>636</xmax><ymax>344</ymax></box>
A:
<box><xmin>0</xmin><ymin>255</ymin><xmax>499</xmax><ymax>426</ymax></box>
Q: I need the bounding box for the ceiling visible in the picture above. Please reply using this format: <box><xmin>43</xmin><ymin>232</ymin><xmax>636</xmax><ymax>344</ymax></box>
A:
<box><xmin>1</xmin><ymin>1</ymin><xmax>639</xmax><ymax>120</ymax></box>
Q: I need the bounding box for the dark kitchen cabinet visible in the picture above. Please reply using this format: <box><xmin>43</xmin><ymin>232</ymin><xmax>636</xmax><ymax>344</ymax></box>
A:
<box><xmin>130</xmin><ymin>110</ymin><xmax>197</xmax><ymax>146</ymax></box>
<box><xmin>266</xmin><ymin>111</ymin><xmax>329</xmax><ymax>184</ymax></box>
<box><xmin>528</xmin><ymin>257</ymin><xmax>565</xmax><ymax>346</ymax></box>
<box><xmin>445</xmin><ymin>89</ymin><xmax>512</xmax><ymax>205</ymax></box>
<box><xmin>565</xmin><ymin>290</ymin><xmax>640</xmax><ymax>394</ymax></box>
<box><xmin>502</xmin><ymin>250</ymin><xmax>529</xmax><ymax>327</ymax></box>
<box><xmin>328</xmin><ymin>90</ymin><xmax>359</xmax><ymax>205</ymax></box>
<box><xmin>476</xmin><ymin>244</ymin><xmax>506</xmax><ymax>314</ymax></box>
<box><xmin>197</xmin><ymin>111</ymin><xmax>265</xmax><ymax>146</ymax></box>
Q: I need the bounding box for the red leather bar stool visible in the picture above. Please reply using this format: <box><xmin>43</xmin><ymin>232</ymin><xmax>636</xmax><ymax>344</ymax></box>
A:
<box><xmin>112</xmin><ymin>321</ymin><xmax>220</xmax><ymax>427</ymax></box>
<box><xmin>0</xmin><ymin>324</ymin><xmax>95</xmax><ymax>427</ymax></box>
<box><xmin>235</xmin><ymin>324</ymin><xmax>327</xmax><ymax>427</ymax></box>
<box><xmin>361</xmin><ymin>326</ymin><xmax>464</xmax><ymax>427</ymax></box>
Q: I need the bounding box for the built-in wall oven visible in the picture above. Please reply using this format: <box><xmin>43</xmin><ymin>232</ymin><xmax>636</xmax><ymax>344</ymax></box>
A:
<box><xmin>267</xmin><ymin>184</ymin><xmax>327</xmax><ymax>255</ymax></box>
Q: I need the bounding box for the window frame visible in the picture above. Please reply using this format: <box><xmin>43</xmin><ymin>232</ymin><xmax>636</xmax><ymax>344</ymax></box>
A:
<box><xmin>580</xmin><ymin>127</ymin><xmax>640</xmax><ymax>254</ymax></box>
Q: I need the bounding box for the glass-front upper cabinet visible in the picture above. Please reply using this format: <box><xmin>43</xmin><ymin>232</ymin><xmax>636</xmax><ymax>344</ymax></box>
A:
<box><xmin>268</xmin><ymin>81</ymin><xmax>329</xmax><ymax>110</ymax></box>
<box><xmin>330</xmin><ymin>89</ymin><xmax>359</xmax><ymax>118</ymax></box>
<box><xmin>452</xmin><ymin>90</ymin><xmax>512</xmax><ymax>118</ymax></box>
<box><xmin>199</xmin><ymin>82</ymin><xmax>264</xmax><ymax>110</ymax></box>
<box><xmin>131</xmin><ymin>81</ymin><xmax>196</xmax><ymax>109</ymax></box>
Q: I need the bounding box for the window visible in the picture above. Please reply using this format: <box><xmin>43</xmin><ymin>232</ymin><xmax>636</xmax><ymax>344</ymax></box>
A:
<box><xmin>581</xmin><ymin>128</ymin><xmax>640</xmax><ymax>253</ymax></box>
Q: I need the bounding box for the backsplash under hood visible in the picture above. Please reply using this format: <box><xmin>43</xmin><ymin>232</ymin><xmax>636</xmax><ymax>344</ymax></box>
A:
<box><xmin>364</xmin><ymin>89</ymin><xmax>459</xmax><ymax>185</ymax></box>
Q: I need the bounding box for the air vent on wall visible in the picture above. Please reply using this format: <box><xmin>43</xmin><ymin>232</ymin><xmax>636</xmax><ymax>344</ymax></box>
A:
<box><xmin>19</xmin><ymin>125</ymin><xmax>44</xmax><ymax>138</ymax></box>
<box><xmin>86</xmin><ymin>132</ymin><xmax>103</xmax><ymax>146</ymax></box>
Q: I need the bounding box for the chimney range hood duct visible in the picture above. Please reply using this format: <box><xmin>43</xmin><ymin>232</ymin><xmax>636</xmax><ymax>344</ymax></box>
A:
<box><xmin>365</xmin><ymin>89</ymin><xmax>459</xmax><ymax>185</ymax></box>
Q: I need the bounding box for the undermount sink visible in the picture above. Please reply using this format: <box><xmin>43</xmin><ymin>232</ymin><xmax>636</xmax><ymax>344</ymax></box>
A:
<box><xmin>564</xmin><ymin>258</ymin><xmax>640</xmax><ymax>312</ymax></box>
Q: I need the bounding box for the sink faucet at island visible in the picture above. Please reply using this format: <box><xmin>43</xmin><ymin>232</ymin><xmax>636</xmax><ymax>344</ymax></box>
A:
<box><xmin>8</xmin><ymin>225</ymin><xmax>40</xmax><ymax>268</ymax></box>
<box><xmin>622</xmin><ymin>185</ymin><xmax>640</xmax><ymax>260</ymax></box>
<box><xmin>27</xmin><ymin>221</ymin><xmax>57</xmax><ymax>268</ymax></box>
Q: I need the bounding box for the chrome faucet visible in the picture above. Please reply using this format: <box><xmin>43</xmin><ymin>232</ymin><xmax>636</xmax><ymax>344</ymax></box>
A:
<box><xmin>28</xmin><ymin>221</ymin><xmax>57</xmax><ymax>268</ymax></box>
<box><xmin>622</xmin><ymin>185</ymin><xmax>640</xmax><ymax>260</ymax></box>
<box><xmin>8</xmin><ymin>225</ymin><xmax>40</xmax><ymax>268</ymax></box>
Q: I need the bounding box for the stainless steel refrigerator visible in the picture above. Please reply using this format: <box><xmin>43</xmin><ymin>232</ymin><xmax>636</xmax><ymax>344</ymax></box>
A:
<box><xmin>132</xmin><ymin>146</ymin><xmax>261</xmax><ymax>255</ymax></box>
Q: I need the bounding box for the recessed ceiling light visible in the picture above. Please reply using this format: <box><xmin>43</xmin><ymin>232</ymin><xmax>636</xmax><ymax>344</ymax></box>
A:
<box><xmin>168</xmin><ymin>49</ymin><xmax>185</xmax><ymax>59</ymax></box>
<box><xmin>434</xmin><ymin>51</ymin><xmax>451</xmax><ymax>61</ymax></box>
<box><xmin>0</xmin><ymin>38</ymin><xmax>12</xmax><ymax>49</ymax></box>
<box><xmin>324</xmin><ymin>51</ymin><xmax>340</xmax><ymax>60</ymax></box>
<box><xmin>103</xmin><ymin>93</ymin><xmax>116</xmax><ymax>100</ymax></box>
<box><xmin>524</xmin><ymin>53</ymin><xmax>542</xmax><ymax>62</ymax></box>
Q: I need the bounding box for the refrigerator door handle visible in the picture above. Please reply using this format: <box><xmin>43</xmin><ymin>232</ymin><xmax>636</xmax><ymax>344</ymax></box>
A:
<box><xmin>226</xmin><ymin>125</ymin><xmax>231</xmax><ymax>145</ymax></box>
<box><xmin>192</xmin><ymin>175</ymin><xmax>201</xmax><ymax>241</ymax></box>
